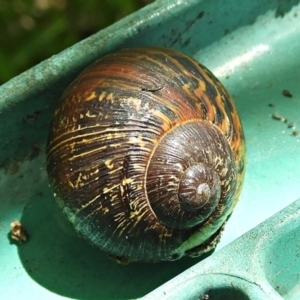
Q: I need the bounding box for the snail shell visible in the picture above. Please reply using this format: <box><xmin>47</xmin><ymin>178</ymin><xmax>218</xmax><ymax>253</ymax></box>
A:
<box><xmin>46</xmin><ymin>47</ymin><xmax>245</xmax><ymax>263</ymax></box>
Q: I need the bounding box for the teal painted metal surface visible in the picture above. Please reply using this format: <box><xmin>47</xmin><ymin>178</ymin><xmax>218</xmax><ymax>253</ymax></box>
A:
<box><xmin>143</xmin><ymin>198</ymin><xmax>300</xmax><ymax>300</ymax></box>
<box><xmin>1</xmin><ymin>0</ymin><xmax>300</xmax><ymax>299</ymax></box>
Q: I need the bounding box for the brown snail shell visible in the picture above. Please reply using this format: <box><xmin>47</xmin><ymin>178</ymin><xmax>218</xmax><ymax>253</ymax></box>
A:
<box><xmin>46</xmin><ymin>47</ymin><xmax>245</xmax><ymax>263</ymax></box>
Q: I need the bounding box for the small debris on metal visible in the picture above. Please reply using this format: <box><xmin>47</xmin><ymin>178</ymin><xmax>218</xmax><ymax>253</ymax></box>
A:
<box><xmin>282</xmin><ymin>89</ymin><xmax>293</xmax><ymax>98</ymax></box>
<box><xmin>10</xmin><ymin>220</ymin><xmax>29</xmax><ymax>243</ymax></box>
<box><xmin>272</xmin><ymin>113</ymin><xmax>285</xmax><ymax>122</ymax></box>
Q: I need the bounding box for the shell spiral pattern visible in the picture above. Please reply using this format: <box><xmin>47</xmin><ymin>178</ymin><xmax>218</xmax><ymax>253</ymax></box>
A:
<box><xmin>46</xmin><ymin>47</ymin><xmax>245</xmax><ymax>263</ymax></box>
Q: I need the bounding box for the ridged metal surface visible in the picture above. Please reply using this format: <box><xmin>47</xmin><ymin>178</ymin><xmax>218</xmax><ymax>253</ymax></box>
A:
<box><xmin>1</xmin><ymin>0</ymin><xmax>300</xmax><ymax>298</ymax></box>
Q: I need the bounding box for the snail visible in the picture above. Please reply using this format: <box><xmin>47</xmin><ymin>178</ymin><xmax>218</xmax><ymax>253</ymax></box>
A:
<box><xmin>46</xmin><ymin>47</ymin><xmax>245</xmax><ymax>264</ymax></box>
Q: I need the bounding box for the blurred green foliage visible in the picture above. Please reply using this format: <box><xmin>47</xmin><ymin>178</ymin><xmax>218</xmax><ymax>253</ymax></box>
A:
<box><xmin>0</xmin><ymin>0</ymin><xmax>153</xmax><ymax>85</ymax></box>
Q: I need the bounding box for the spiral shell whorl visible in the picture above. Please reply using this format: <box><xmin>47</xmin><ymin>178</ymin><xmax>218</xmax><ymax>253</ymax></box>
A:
<box><xmin>178</xmin><ymin>164</ymin><xmax>221</xmax><ymax>212</ymax></box>
<box><xmin>46</xmin><ymin>47</ymin><xmax>245</xmax><ymax>262</ymax></box>
<box><xmin>146</xmin><ymin>120</ymin><xmax>236</xmax><ymax>230</ymax></box>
